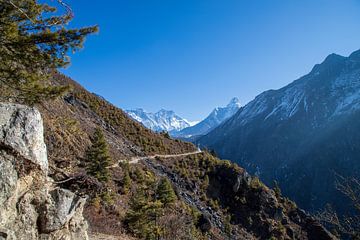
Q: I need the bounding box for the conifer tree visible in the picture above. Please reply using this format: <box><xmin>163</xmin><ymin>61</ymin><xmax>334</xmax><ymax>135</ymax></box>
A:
<box><xmin>123</xmin><ymin>170</ymin><xmax>131</xmax><ymax>194</ymax></box>
<box><xmin>224</xmin><ymin>215</ymin><xmax>232</xmax><ymax>240</ymax></box>
<box><xmin>273</xmin><ymin>181</ymin><xmax>282</xmax><ymax>198</ymax></box>
<box><xmin>125</xmin><ymin>188</ymin><xmax>148</xmax><ymax>236</ymax></box>
<box><xmin>202</xmin><ymin>174</ymin><xmax>210</xmax><ymax>190</ymax></box>
<box><xmin>86</xmin><ymin>128</ymin><xmax>111</xmax><ymax>183</ymax></box>
<box><xmin>125</xmin><ymin>188</ymin><xmax>163</xmax><ymax>240</ymax></box>
<box><xmin>0</xmin><ymin>0</ymin><xmax>97</xmax><ymax>104</ymax></box>
<box><xmin>156</xmin><ymin>178</ymin><xmax>177</xmax><ymax>205</ymax></box>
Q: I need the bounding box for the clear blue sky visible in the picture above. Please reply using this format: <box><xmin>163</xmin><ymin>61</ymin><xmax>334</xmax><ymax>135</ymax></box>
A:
<box><xmin>61</xmin><ymin>0</ymin><xmax>360</xmax><ymax>121</ymax></box>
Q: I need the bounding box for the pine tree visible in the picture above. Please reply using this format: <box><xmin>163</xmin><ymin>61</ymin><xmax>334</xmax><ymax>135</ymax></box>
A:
<box><xmin>224</xmin><ymin>215</ymin><xmax>232</xmax><ymax>240</ymax></box>
<box><xmin>125</xmin><ymin>188</ymin><xmax>149</xmax><ymax>237</ymax></box>
<box><xmin>125</xmin><ymin>188</ymin><xmax>163</xmax><ymax>240</ymax></box>
<box><xmin>123</xmin><ymin>170</ymin><xmax>131</xmax><ymax>194</ymax></box>
<box><xmin>202</xmin><ymin>174</ymin><xmax>210</xmax><ymax>190</ymax></box>
<box><xmin>86</xmin><ymin>128</ymin><xmax>111</xmax><ymax>183</ymax></box>
<box><xmin>0</xmin><ymin>0</ymin><xmax>97</xmax><ymax>104</ymax></box>
<box><xmin>273</xmin><ymin>181</ymin><xmax>282</xmax><ymax>198</ymax></box>
<box><xmin>156</xmin><ymin>178</ymin><xmax>177</xmax><ymax>206</ymax></box>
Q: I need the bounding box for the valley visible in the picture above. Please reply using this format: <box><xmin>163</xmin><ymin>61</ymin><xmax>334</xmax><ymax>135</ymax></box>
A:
<box><xmin>1</xmin><ymin>1</ymin><xmax>359</xmax><ymax>239</ymax></box>
<box><xmin>198</xmin><ymin>50</ymin><xmax>360</xmax><ymax>218</ymax></box>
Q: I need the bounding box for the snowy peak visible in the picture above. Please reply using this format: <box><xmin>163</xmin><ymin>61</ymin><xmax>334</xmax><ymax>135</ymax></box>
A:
<box><xmin>227</xmin><ymin>50</ymin><xmax>360</xmax><ymax>128</ymax></box>
<box><xmin>172</xmin><ymin>97</ymin><xmax>241</xmax><ymax>139</ymax></box>
<box><xmin>227</xmin><ymin>97</ymin><xmax>241</xmax><ymax>108</ymax></box>
<box><xmin>209</xmin><ymin>97</ymin><xmax>242</xmax><ymax>125</ymax></box>
<box><xmin>197</xmin><ymin>49</ymin><xmax>360</xmax><ymax>215</ymax></box>
<box><xmin>125</xmin><ymin>108</ymin><xmax>195</xmax><ymax>133</ymax></box>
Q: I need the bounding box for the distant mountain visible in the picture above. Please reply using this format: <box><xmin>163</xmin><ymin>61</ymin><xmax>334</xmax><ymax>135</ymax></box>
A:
<box><xmin>126</xmin><ymin>108</ymin><xmax>197</xmax><ymax>132</ymax></box>
<box><xmin>172</xmin><ymin>97</ymin><xmax>241</xmax><ymax>139</ymax></box>
<box><xmin>198</xmin><ymin>50</ymin><xmax>360</xmax><ymax>214</ymax></box>
<box><xmin>34</xmin><ymin>73</ymin><xmax>334</xmax><ymax>240</ymax></box>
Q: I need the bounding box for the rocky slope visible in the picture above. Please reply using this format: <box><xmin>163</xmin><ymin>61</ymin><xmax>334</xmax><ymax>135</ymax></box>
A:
<box><xmin>198</xmin><ymin>49</ymin><xmax>360</xmax><ymax>214</ymax></box>
<box><xmin>0</xmin><ymin>103</ymin><xmax>88</xmax><ymax>240</ymax></box>
<box><xmin>40</xmin><ymin>73</ymin><xmax>196</xmax><ymax>167</ymax></box>
<box><xmin>147</xmin><ymin>153</ymin><xmax>336</xmax><ymax>240</ymax></box>
<box><xmin>173</xmin><ymin>97</ymin><xmax>241</xmax><ymax>140</ymax></box>
<box><xmin>0</xmin><ymin>72</ymin><xmax>336</xmax><ymax>239</ymax></box>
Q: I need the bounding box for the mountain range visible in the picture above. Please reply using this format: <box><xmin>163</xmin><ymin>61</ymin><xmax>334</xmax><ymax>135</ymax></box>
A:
<box><xmin>126</xmin><ymin>97</ymin><xmax>241</xmax><ymax>140</ymax></box>
<box><xmin>198</xmin><ymin>49</ymin><xmax>360</xmax><ymax>215</ymax></box>
<box><xmin>0</xmin><ymin>72</ymin><xmax>333</xmax><ymax>239</ymax></box>
<box><xmin>125</xmin><ymin>108</ymin><xmax>198</xmax><ymax>132</ymax></box>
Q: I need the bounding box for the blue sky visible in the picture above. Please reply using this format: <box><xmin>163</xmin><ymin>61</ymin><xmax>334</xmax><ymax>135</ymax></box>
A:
<box><xmin>61</xmin><ymin>0</ymin><xmax>360</xmax><ymax>121</ymax></box>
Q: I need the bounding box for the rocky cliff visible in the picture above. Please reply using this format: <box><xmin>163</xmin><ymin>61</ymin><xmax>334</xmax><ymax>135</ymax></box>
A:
<box><xmin>0</xmin><ymin>103</ymin><xmax>88</xmax><ymax>240</ymax></box>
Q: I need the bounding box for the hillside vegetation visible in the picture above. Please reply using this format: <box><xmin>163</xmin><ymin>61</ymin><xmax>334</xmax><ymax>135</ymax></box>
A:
<box><xmin>0</xmin><ymin>1</ymin><xmax>338</xmax><ymax>238</ymax></box>
<box><xmin>24</xmin><ymin>73</ymin><xmax>334</xmax><ymax>239</ymax></box>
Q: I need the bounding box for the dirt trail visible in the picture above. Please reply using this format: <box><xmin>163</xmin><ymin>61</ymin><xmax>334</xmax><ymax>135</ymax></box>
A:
<box><xmin>109</xmin><ymin>150</ymin><xmax>202</xmax><ymax>168</ymax></box>
<box><xmin>108</xmin><ymin>149</ymin><xmax>228</xmax><ymax>238</ymax></box>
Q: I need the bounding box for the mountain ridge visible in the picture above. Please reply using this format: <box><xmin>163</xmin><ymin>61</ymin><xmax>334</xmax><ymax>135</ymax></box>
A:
<box><xmin>126</xmin><ymin>108</ymin><xmax>197</xmax><ymax>133</ymax></box>
<box><xmin>198</xmin><ymin>49</ymin><xmax>360</xmax><ymax>214</ymax></box>
<box><xmin>172</xmin><ymin>97</ymin><xmax>241</xmax><ymax>139</ymax></box>
<box><xmin>22</xmin><ymin>72</ymin><xmax>335</xmax><ymax>239</ymax></box>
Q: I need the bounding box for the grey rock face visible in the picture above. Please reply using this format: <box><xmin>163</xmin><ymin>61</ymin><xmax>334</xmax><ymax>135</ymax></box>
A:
<box><xmin>40</xmin><ymin>188</ymin><xmax>88</xmax><ymax>234</ymax></box>
<box><xmin>0</xmin><ymin>103</ymin><xmax>88</xmax><ymax>240</ymax></box>
<box><xmin>0</xmin><ymin>103</ymin><xmax>48</xmax><ymax>171</ymax></box>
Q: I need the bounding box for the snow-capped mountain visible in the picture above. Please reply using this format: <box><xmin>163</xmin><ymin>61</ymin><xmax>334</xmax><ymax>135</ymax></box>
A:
<box><xmin>126</xmin><ymin>109</ymin><xmax>197</xmax><ymax>132</ymax></box>
<box><xmin>198</xmin><ymin>49</ymin><xmax>360</xmax><ymax>214</ymax></box>
<box><xmin>172</xmin><ymin>97</ymin><xmax>241</xmax><ymax>139</ymax></box>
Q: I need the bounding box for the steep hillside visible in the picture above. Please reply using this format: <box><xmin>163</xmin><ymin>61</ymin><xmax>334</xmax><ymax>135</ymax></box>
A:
<box><xmin>172</xmin><ymin>97</ymin><xmax>241</xmax><ymax>140</ymax></box>
<box><xmin>40</xmin><ymin>73</ymin><xmax>195</xmax><ymax>168</ymax></box>
<box><xmin>145</xmin><ymin>152</ymin><xmax>335</xmax><ymax>240</ymax></box>
<box><xmin>1</xmin><ymin>72</ymin><xmax>333</xmax><ymax>239</ymax></box>
<box><xmin>198</xmin><ymin>50</ymin><xmax>360</xmax><ymax>214</ymax></box>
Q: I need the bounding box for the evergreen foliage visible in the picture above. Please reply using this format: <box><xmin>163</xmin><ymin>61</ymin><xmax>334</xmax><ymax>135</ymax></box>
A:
<box><xmin>122</xmin><ymin>170</ymin><xmax>131</xmax><ymax>194</ymax></box>
<box><xmin>0</xmin><ymin>0</ymin><xmax>97</xmax><ymax>104</ymax></box>
<box><xmin>202</xmin><ymin>174</ymin><xmax>209</xmax><ymax>190</ymax></box>
<box><xmin>86</xmin><ymin>128</ymin><xmax>111</xmax><ymax>183</ymax></box>
<box><xmin>273</xmin><ymin>180</ymin><xmax>282</xmax><ymax>198</ymax></box>
<box><xmin>224</xmin><ymin>215</ymin><xmax>232</xmax><ymax>240</ymax></box>
<box><xmin>125</xmin><ymin>178</ymin><xmax>180</xmax><ymax>239</ymax></box>
<box><xmin>134</xmin><ymin>166</ymin><xmax>145</xmax><ymax>183</ymax></box>
<box><xmin>156</xmin><ymin>178</ymin><xmax>177</xmax><ymax>205</ymax></box>
<box><xmin>125</xmin><ymin>188</ymin><xmax>163</xmax><ymax>240</ymax></box>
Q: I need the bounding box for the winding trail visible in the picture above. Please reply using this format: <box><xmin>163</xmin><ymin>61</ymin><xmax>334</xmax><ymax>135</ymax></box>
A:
<box><xmin>109</xmin><ymin>149</ymin><xmax>202</xmax><ymax>168</ymax></box>
<box><xmin>108</xmin><ymin>149</ymin><xmax>228</xmax><ymax>238</ymax></box>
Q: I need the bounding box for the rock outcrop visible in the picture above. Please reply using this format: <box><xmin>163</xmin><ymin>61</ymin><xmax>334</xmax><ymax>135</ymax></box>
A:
<box><xmin>0</xmin><ymin>103</ymin><xmax>88</xmax><ymax>240</ymax></box>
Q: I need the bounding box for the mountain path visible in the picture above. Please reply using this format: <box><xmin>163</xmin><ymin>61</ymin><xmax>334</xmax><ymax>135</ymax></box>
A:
<box><xmin>108</xmin><ymin>149</ymin><xmax>202</xmax><ymax>168</ymax></box>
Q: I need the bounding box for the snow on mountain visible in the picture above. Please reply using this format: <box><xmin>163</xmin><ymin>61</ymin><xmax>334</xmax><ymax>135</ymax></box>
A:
<box><xmin>172</xmin><ymin>97</ymin><xmax>241</xmax><ymax>139</ymax></box>
<box><xmin>125</xmin><ymin>108</ymin><xmax>196</xmax><ymax>132</ymax></box>
<box><xmin>197</xmin><ymin>49</ymin><xmax>360</xmax><ymax>214</ymax></box>
<box><xmin>224</xmin><ymin>52</ymin><xmax>360</xmax><ymax>128</ymax></box>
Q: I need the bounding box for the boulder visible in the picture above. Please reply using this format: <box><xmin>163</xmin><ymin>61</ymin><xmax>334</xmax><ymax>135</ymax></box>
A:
<box><xmin>40</xmin><ymin>188</ymin><xmax>87</xmax><ymax>234</ymax></box>
<box><xmin>0</xmin><ymin>103</ymin><xmax>47</xmax><ymax>171</ymax></box>
<box><xmin>0</xmin><ymin>103</ymin><xmax>88</xmax><ymax>240</ymax></box>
